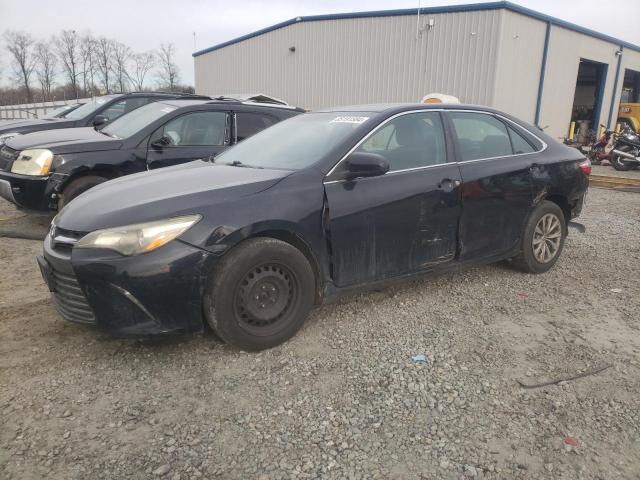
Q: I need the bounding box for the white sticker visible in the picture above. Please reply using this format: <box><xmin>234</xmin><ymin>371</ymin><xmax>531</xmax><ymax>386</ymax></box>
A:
<box><xmin>330</xmin><ymin>116</ymin><xmax>369</xmax><ymax>124</ymax></box>
<box><xmin>96</xmin><ymin>98</ymin><xmax>106</xmax><ymax>105</ymax></box>
<box><xmin>161</xmin><ymin>107</ymin><xmax>176</xmax><ymax>113</ymax></box>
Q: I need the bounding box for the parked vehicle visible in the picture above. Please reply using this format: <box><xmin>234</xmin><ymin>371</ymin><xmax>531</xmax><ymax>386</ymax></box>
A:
<box><xmin>0</xmin><ymin>97</ymin><xmax>302</xmax><ymax>211</ymax></box>
<box><xmin>43</xmin><ymin>103</ymin><xmax>85</xmax><ymax>119</ymax></box>
<box><xmin>39</xmin><ymin>104</ymin><xmax>589</xmax><ymax>350</ymax></box>
<box><xmin>611</xmin><ymin>125</ymin><xmax>640</xmax><ymax>171</ymax></box>
<box><xmin>618</xmin><ymin>102</ymin><xmax>640</xmax><ymax>132</ymax></box>
<box><xmin>0</xmin><ymin>92</ymin><xmax>210</xmax><ymax>146</ymax></box>
<box><xmin>581</xmin><ymin>124</ymin><xmax>615</xmax><ymax>165</ymax></box>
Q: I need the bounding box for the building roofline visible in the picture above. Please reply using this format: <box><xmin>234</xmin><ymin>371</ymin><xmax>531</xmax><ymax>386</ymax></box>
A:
<box><xmin>192</xmin><ymin>1</ymin><xmax>640</xmax><ymax>57</ymax></box>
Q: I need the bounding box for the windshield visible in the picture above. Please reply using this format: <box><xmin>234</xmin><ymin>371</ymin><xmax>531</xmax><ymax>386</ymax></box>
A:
<box><xmin>64</xmin><ymin>96</ymin><xmax>117</xmax><ymax>120</ymax></box>
<box><xmin>215</xmin><ymin>112</ymin><xmax>371</xmax><ymax>170</ymax></box>
<box><xmin>44</xmin><ymin>104</ymin><xmax>80</xmax><ymax>119</ymax></box>
<box><xmin>102</xmin><ymin>102</ymin><xmax>177</xmax><ymax>139</ymax></box>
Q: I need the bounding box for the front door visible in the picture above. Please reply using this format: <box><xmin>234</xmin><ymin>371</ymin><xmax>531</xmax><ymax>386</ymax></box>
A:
<box><xmin>446</xmin><ymin>111</ymin><xmax>537</xmax><ymax>261</ymax></box>
<box><xmin>147</xmin><ymin>111</ymin><xmax>230</xmax><ymax>170</ymax></box>
<box><xmin>324</xmin><ymin>111</ymin><xmax>462</xmax><ymax>287</ymax></box>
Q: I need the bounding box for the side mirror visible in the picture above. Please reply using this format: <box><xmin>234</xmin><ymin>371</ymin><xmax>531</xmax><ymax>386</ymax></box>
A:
<box><xmin>92</xmin><ymin>115</ymin><xmax>109</xmax><ymax>128</ymax></box>
<box><xmin>150</xmin><ymin>135</ymin><xmax>172</xmax><ymax>150</ymax></box>
<box><xmin>344</xmin><ymin>152</ymin><xmax>389</xmax><ymax>180</ymax></box>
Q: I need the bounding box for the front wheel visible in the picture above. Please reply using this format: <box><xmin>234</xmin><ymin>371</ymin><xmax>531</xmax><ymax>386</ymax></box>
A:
<box><xmin>58</xmin><ymin>175</ymin><xmax>109</xmax><ymax>210</ymax></box>
<box><xmin>611</xmin><ymin>146</ymin><xmax>636</xmax><ymax>171</ymax></box>
<box><xmin>512</xmin><ymin>201</ymin><xmax>566</xmax><ymax>274</ymax></box>
<box><xmin>204</xmin><ymin>237</ymin><xmax>315</xmax><ymax>351</ymax></box>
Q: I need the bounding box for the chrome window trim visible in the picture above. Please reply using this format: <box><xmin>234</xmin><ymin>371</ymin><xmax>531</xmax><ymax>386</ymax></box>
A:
<box><xmin>323</xmin><ymin>108</ymin><xmax>548</xmax><ymax>184</ymax></box>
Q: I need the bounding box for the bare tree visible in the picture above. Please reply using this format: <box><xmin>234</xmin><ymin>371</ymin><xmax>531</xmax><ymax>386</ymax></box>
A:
<box><xmin>156</xmin><ymin>43</ymin><xmax>180</xmax><ymax>91</ymax></box>
<box><xmin>80</xmin><ymin>33</ymin><xmax>96</xmax><ymax>95</ymax></box>
<box><xmin>111</xmin><ymin>41</ymin><xmax>131</xmax><ymax>93</ymax></box>
<box><xmin>4</xmin><ymin>30</ymin><xmax>36</xmax><ymax>102</ymax></box>
<box><xmin>56</xmin><ymin>30</ymin><xmax>81</xmax><ymax>99</ymax></box>
<box><xmin>127</xmin><ymin>51</ymin><xmax>155</xmax><ymax>91</ymax></box>
<box><xmin>35</xmin><ymin>41</ymin><xmax>57</xmax><ymax>101</ymax></box>
<box><xmin>94</xmin><ymin>37</ymin><xmax>113</xmax><ymax>93</ymax></box>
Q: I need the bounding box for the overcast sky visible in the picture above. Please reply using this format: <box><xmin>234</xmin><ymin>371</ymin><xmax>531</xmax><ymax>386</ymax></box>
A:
<box><xmin>1</xmin><ymin>0</ymin><xmax>639</xmax><ymax>87</ymax></box>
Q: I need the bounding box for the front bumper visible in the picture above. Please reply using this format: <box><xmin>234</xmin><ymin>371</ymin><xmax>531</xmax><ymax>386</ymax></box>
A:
<box><xmin>41</xmin><ymin>231</ymin><xmax>217</xmax><ymax>336</ymax></box>
<box><xmin>0</xmin><ymin>170</ymin><xmax>51</xmax><ymax>210</ymax></box>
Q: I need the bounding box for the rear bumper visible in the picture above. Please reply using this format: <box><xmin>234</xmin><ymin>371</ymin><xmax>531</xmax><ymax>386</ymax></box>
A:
<box><xmin>41</xmin><ymin>232</ymin><xmax>217</xmax><ymax>336</ymax></box>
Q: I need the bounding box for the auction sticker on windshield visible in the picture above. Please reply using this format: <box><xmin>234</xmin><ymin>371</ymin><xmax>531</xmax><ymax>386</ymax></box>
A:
<box><xmin>161</xmin><ymin>107</ymin><xmax>177</xmax><ymax>113</ymax></box>
<box><xmin>329</xmin><ymin>116</ymin><xmax>369</xmax><ymax>124</ymax></box>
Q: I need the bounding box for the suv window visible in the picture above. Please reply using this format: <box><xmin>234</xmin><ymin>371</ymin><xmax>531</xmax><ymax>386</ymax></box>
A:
<box><xmin>449</xmin><ymin>112</ymin><xmax>537</xmax><ymax>161</ymax></box>
<box><xmin>357</xmin><ymin>111</ymin><xmax>446</xmax><ymax>171</ymax></box>
<box><xmin>101</xmin><ymin>97</ymin><xmax>151</xmax><ymax>122</ymax></box>
<box><xmin>161</xmin><ymin>111</ymin><xmax>228</xmax><ymax>146</ymax></box>
<box><xmin>236</xmin><ymin>112</ymin><xmax>278</xmax><ymax>142</ymax></box>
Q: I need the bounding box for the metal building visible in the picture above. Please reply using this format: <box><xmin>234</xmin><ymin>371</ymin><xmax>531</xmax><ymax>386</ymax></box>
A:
<box><xmin>193</xmin><ymin>1</ymin><xmax>640</xmax><ymax>141</ymax></box>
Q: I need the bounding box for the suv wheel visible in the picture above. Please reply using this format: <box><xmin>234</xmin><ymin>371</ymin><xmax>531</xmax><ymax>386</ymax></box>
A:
<box><xmin>512</xmin><ymin>201</ymin><xmax>566</xmax><ymax>273</ymax></box>
<box><xmin>204</xmin><ymin>237</ymin><xmax>315</xmax><ymax>350</ymax></box>
<box><xmin>58</xmin><ymin>175</ymin><xmax>109</xmax><ymax>210</ymax></box>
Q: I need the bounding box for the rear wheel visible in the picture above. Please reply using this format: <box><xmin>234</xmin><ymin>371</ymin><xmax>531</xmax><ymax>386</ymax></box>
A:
<box><xmin>58</xmin><ymin>175</ymin><xmax>109</xmax><ymax>210</ymax></box>
<box><xmin>204</xmin><ymin>237</ymin><xmax>315</xmax><ymax>351</ymax></box>
<box><xmin>611</xmin><ymin>146</ymin><xmax>636</xmax><ymax>171</ymax></box>
<box><xmin>512</xmin><ymin>201</ymin><xmax>566</xmax><ymax>274</ymax></box>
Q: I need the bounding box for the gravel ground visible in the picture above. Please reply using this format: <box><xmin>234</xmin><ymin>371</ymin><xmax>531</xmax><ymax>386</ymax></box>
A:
<box><xmin>1</xmin><ymin>187</ymin><xmax>639</xmax><ymax>480</ymax></box>
<box><xmin>591</xmin><ymin>164</ymin><xmax>640</xmax><ymax>179</ymax></box>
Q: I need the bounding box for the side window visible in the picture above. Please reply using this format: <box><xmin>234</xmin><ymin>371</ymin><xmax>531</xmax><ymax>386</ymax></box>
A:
<box><xmin>449</xmin><ymin>112</ymin><xmax>513</xmax><ymax>161</ymax></box>
<box><xmin>160</xmin><ymin>111</ymin><xmax>227</xmax><ymax>146</ymax></box>
<box><xmin>508</xmin><ymin>126</ymin><xmax>535</xmax><ymax>154</ymax></box>
<box><xmin>236</xmin><ymin>113</ymin><xmax>278</xmax><ymax>142</ymax></box>
<box><xmin>101</xmin><ymin>98</ymin><xmax>151</xmax><ymax>121</ymax></box>
<box><xmin>356</xmin><ymin>112</ymin><xmax>446</xmax><ymax>172</ymax></box>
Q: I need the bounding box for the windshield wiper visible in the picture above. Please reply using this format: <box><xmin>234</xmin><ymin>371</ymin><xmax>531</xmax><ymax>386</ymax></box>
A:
<box><xmin>226</xmin><ymin>160</ymin><xmax>263</xmax><ymax>169</ymax></box>
<box><xmin>100</xmin><ymin>131</ymin><xmax>118</xmax><ymax>139</ymax></box>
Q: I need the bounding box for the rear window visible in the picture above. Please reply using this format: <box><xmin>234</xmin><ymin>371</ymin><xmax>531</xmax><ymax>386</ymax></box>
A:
<box><xmin>449</xmin><ymin>112</ymin><xmax>537</xmax><ymax>161</ymax></box>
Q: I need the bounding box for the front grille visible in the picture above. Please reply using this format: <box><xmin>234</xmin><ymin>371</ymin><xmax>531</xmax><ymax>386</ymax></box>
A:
<box><xmin>0</xmin><ymin>145</ymin><xmax>19</xmax><ymax>171</ymax></box>
<box><xmin>51</xmin><ymin>226</ymin><xmax>86</xmax><ymax>254</ymax></box>
<box><xmin>51</xmin><ymin>270</ymin><xmax>96</xmax><ymax>325</ymax></box>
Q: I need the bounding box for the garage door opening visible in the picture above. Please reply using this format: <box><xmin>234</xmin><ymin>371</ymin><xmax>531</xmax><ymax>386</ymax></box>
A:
<box><xmin>570</xmin><ymin>59</ymin><xmax>608</xmax><ymax>143</ymax></box>
<box><xmin>618</xmin><ymin>69</ymin><xmax>640</xmax><ymax>131</ymax></box>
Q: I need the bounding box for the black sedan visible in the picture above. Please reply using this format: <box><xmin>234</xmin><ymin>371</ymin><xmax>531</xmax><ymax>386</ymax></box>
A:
<box><xmin>0</xmin><ymin>98</ymin><xmax>302</xmax><ymax>211</ymax></box>
<box><xmin>40</xmin><ymin>103</ymin><xmax>590</xmax><ymax>350</ymax></box>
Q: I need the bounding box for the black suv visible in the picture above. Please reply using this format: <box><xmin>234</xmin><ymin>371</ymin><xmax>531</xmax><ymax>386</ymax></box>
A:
<box><xmin>0</xmin><ymin>98</ymin><xmax>303</xmax><ymax>211</ymax></box>
<box><xmin>0</xmin><ymin>92</ymin><xmax>210</xmax><ymax>145</ymax></box>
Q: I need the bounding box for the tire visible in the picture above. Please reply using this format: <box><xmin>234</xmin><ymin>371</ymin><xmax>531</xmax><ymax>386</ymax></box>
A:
<box><xmin>58</xmin><ymin>175</ymin><xmax>109</xmax><ymax>210</ymax></box>
<box><xmin>512</xmin><ymin>201</ymin><xmax>566</xmax><ymax>274</ymax></box>
<box><xmin>611</xmin><ymin>146</ymin><xmax>635</xmax><ymax>171</ymax></box>
<box><xmin>204</xmin><ymin>237</ymin><xmax>315</xmax><ymax>351</ymax></box>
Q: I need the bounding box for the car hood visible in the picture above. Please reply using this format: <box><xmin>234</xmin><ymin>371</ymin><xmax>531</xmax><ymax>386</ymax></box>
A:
<box><xmin>56</xmin><ymin>161</ymin><xmax>292</xmax><ymax>232</ymax></box>
<box><xmin>5</xmin><ymin>127</ymin><xmax>122</xmax><ymax>153</ymax></box>
<box><xmin>0</xmin><ymin>117</ymin><xmax>71</xmax><ymax>134</ymax></box>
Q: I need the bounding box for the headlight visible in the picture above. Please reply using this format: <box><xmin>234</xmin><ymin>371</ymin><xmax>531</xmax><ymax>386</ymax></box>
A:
<box><xmin>10</xmin><ymin>149</ymin><xmax>54</xmax><ymax>176</ymax></box>
<box><xmin>76</xmin><ymin>215</ymin><xmax>202</xmax><ymax>256</ymax></box>
<box><xmin>0</xmin><ymin>132</ymin><xmax>20</xmax><ymax>145</ymax></box>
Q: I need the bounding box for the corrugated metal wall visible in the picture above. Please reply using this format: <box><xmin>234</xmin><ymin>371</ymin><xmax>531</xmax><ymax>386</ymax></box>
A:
<box><xmin>492</xmin><ymin>10</ymin><xmax>546</xmax><ymax>123</ymax></box>
<box><xmin>194</xmin><ymin>10</ymin><xmax>503</xmax><ymax>110</ymax></box>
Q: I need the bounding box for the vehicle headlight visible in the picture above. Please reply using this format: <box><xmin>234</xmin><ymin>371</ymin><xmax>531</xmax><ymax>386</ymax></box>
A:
<box><xmin>76</xmin><ymin>215</ymin><xmax>202</xmax><ymax>256</ymax></box>
<box><xmin>10</xmin><ymin>149</ymin><xmax>54</xmax><ymax>176</ymax></box>
<box><xmin>0</xmin><ymin>132</ymin><xmax>20</xmax><ymax>145</ymax></box>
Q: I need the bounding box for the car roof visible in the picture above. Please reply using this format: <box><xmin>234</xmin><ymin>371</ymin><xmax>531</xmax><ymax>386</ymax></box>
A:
<box><xmin>158</xmin><ymin>98</ymin><xmax>304</xmax><ymax>112</ymax></box>
<box><xmin>316</xmin><ymin>103</ymin><xmax>504</xmax><ymax>114</ymax></box>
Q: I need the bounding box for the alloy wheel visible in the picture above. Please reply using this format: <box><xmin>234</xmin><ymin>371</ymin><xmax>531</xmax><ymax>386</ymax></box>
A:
<box><xmin>532</xmin><ymin>213</ymin><xmax>562</xmax><ymax>263</ymax></box>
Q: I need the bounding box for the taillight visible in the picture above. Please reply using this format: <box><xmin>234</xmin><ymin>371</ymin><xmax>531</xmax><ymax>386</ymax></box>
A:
<box><xmin>578</xmin><ymin>158</ymin><xmax>591</xmax><ymax>175</ymax></box>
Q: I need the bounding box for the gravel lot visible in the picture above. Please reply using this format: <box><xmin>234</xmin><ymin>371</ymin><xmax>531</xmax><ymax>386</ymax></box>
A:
<box><xmin>1</xmin><ymin>187</ymin><xmax>639</xmax><ymax>480</ymax></box>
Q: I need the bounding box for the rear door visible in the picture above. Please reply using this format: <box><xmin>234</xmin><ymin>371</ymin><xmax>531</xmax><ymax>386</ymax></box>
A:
<box><xmin>446</xmin><ymin>111</ymin><xmax>537</xmax><ymax>261</ymax></box>
<box><xmin>324</xmin><ymin>111</ymin><xmax>462</xmax><ymax>287</ymax></box>
<box><xmin>146</xmin><ymin>110</ymin><xmax>230</xmax><ymax>170</ymax></box>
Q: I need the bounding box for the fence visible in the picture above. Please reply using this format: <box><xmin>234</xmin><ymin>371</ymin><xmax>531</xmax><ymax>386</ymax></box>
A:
<box><xmin>0</xmin><ymin>98</ymin><xmax>91</xmax><ymax>120</ymax></box>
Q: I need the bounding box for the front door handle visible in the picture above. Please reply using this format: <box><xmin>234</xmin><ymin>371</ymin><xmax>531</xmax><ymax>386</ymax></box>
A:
<box><xmin>438</xmin><ymin>179</ymin><xmax>460</xmax><ymax>192</ymax></box>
